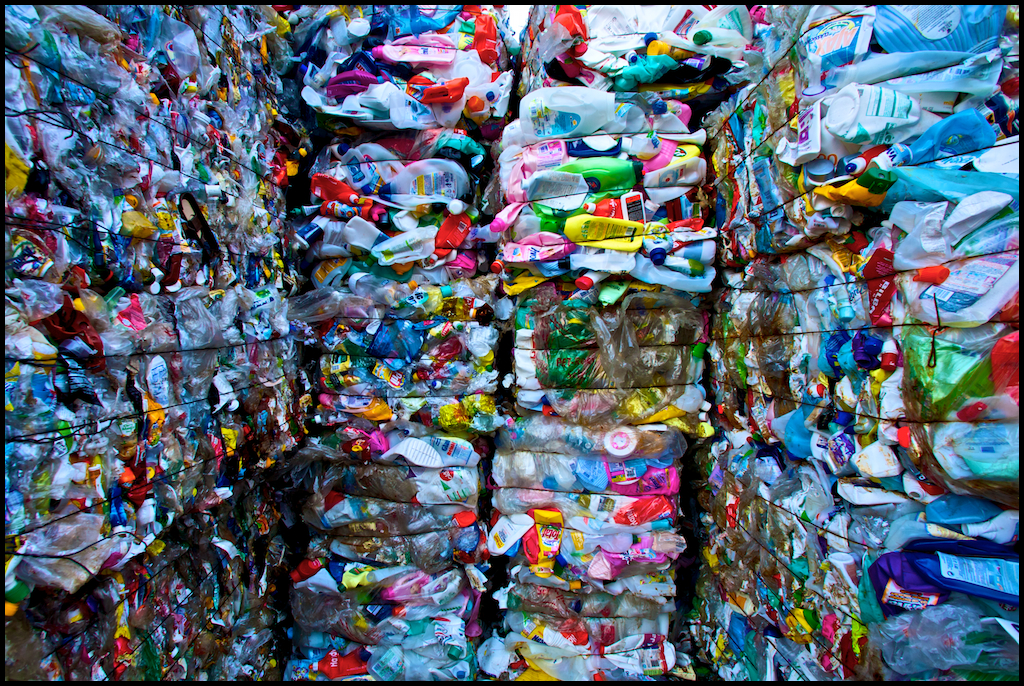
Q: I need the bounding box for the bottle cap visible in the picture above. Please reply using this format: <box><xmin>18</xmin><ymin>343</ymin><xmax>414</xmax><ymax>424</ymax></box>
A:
<box><xmin>859</xmin><ymin>168</ymin><xmax>897</xmax><ymax>194</ymax></box>
<box><xmin>490</xmin><ymin>260</ymin><xmax>504</xmax><ymax>274</ymax></box>
<box><xmin>604</xmin><ymin>427</ymin><xmax>639</xmax><ymax>457</ymax></box>
<box><xmin>804</xmin><ymin>158</ymin><xmax>835</xmax><ymax>185</ymax></box>
<box><xmin>692</xmin><ymin>30</ymin><xmax>713</xmax><ymax>46</ymax></box>
<box><xmin>371</xmin><ymin>46</ymin><xmax>383</xmax><ymax>60</ymax></box>
<box><xmin>575</xmin><ymin>275</ymin><xmax>595</xmax><ymax>290</ymax></box>
<box><xmin>913</xmin><ymin>265</ymin><xmax>950</xmax><ymax>284</ymax></box>
<box><xmin>802</xmin><ymin>83</ymin><xmax>826</xmax><ymax>98</ymax></box>
<box><xmin>644</xmin><ymin>32</ymin><xmax>659</xmax><ymax>46</ymax></box>
<box><xmin>652</xmin><ymin>99</ymin><xmax>668</xmax><ymax>115</ymax></box>
<box><xmin>440</xmin><ymin>285</ymin><xmax>453</xmax><ymax>297</ymax></box>
<box><xmin>5</xmin><ymin>581</ymin><xmax>29</xmax><ymax>604</ymax></box>
<box><xmin>447</xmin><ymin>198</ymin><xmax>467</xmax><ymax>214</ymax></box>
<box><xmin>650</xmin><ymin>248</ymin><xmax>667</xmax><ymax>265</ymax></box>
<box><xmin>467</xmin><ymin>95</ymin><xmax>485</xmax><ymax>112</ymax></box>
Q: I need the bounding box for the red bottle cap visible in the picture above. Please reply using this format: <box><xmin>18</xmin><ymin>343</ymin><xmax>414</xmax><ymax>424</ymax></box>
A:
<box><xmin>913</xmin><ymin>265</ymin><xmax>950</xmax><ymax>284</ymax></box>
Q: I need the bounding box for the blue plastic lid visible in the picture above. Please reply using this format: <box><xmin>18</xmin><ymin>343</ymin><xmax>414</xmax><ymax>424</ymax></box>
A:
<box><xmin>644</xmin><ymin>32</ymin><xmax>658</xmax><ymax>45</ymax></box>
<box><xmin>650</xmin><ymin>248</ymin><xmax>667</xmax><ymax>265</ymax></box>
<box><xmin>652</xmin><ymin>100</ymin><xmax>668</xmax><ymax>115</ymax></box>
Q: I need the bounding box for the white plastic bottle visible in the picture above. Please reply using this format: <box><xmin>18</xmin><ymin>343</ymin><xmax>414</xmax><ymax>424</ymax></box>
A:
<box><xmin>961</xmin><ymin>510</ymin><xmax>1020</xmax><ymax>544</ymax></box>
<box><xmin>519</xmin><ymin>87</ymin><xmax>616</xmax><ymax>142</ymax></box>
<box><xmin>340</xmin><ymin>215</ymin><xmax>385</xmax><ymax>251</ymax></box>
<box><xmin>691</xmin><ymin>4</ymin><xmax>754</xmax><ymax>38</ymax></box>
<box><xmin>643</xmin><ymin>148</ymin><xmax>706</xmax><ymax>202</ymax></box>
<box><xmin>370</xmin><ymin>225</ymin><xmax>438</xmax><ymax>266</ymax></box>
<box><xmin>378</xmin><ymin>159</ymin><xmax>470</xmax><ymax>208</ymax></box>
<box><xmin>824</xmin><ymin>84</ymin><xmax>942</xmax><ymax>146</ymax></box>
<box><xmin>671</xmin><ymin>239</ymin><xmax>717</xmax><ymax>264</ymax></box>
<box><xmin>339</xmin><ymin>143</ymin><xmax>404</xmax><ymax>195</ymax></box>
<box><xmin>631</xmin><ymin>255</ymin><xmax>715</xmax><ymax>292</ymax></box>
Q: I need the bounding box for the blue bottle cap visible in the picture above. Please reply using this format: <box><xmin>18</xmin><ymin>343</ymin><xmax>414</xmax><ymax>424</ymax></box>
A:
<box><xmin>650</xmin><ymin>248</ymin><xmax>667</xmax><ymax>265</ymax></box>
<box><xmin>652</xmin><ymin>99</ymin><xmax>668</xmax><ymax>115</ymax></box>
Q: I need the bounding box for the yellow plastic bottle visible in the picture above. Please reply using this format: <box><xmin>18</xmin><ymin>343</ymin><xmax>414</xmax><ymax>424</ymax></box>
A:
<box><xmin>563</xmin><ymin>214</ymin><xmax>645</xmax><ymax>251</ymax></box>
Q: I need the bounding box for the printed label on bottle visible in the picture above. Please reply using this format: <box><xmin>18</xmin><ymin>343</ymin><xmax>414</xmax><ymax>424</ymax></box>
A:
<box><xmin>891</xmin><ymin>5</ymin><xmax>962</xmax><ymax>40</ymax></box>
<box><xmin>530</xmin><ymin>102</ymin><xmax>581</xmax><ymax>137</ymax></box>
<box><xmin>865</xmin><ymin>87</ymin><xmax>913</xmax><ymax>121</ymax></box>
<box><xmin>881</xmin><ymin>578</ymin><xmax>941</xmax><ymax>610</ymax></box>
<box><xmin>526</xmin><ymin>171</ymin><xmax>588</xmax><ymax>208</ymax></box>
<box><xmin>802</xmin><ymin>15</ymin><xmax>868</xmax><ymax>82</ymax></box>
<box><xmin>415</xmin><ymin>171</ymin><xmax>458</xmax><ymax>199</ymax></box>
<box><xmin>923</xmin><ymin>255</ymin><xmax>1015</xmax><ymax>311</ymax></box>
<box><xmin>533</xmin><ymin>141</ymin><xmax>566</xmax><ymax>170</ymax></box>
<box><xmin>937</xmin><ymin>553</ymin><xmax>1020</xmax><ymax>596</ymax></box>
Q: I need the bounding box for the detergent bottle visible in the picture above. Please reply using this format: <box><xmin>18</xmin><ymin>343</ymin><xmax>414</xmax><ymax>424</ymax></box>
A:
<box><xmin>631</xmin><ymin>255</ymin><xmax>715</xmax><ymax>292</ymax></box>
<box><xmin>563</xmin><ymin>215</ymin><xmax>645</xmax><ymax>251</ymax></box>
<box><xmin>371</xmin><ymin>34</ymin><xmax>458</xmax><ymax>67</ymax></box>
<box><xmin>378</xmin><ymin>159</ymin><xmax>471</xmax><ymax>208</ymax></box>
<box><xmin>519</xmin><ymin>87</ymin><xmax>616</xmax><ymax>141</ymax></box>
<box><xmin>554</xmin><ymin>157</ymin><xmax>644</xmax><ymax>196</ymax></box>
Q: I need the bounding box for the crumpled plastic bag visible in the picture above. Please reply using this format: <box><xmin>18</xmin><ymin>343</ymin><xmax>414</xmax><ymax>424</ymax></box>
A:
<box><xmin>16</xmin><ymin>512</ymin><xmax>119</xmax><ymax>593</ymax></box>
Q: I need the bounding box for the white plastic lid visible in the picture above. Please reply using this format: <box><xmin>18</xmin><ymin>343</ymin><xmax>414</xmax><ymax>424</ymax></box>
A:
<box><xmin>447</xmin><ymin>198</ymin><xmax>467</xmax><ymax>215</ymax></box>
<box><xmin>348</xmin><ymin>17</ymin><xmax>370</xmax><ymax>37</ymax></box>
<box><xmin>604</xmin><ymin>427</ymin><xmax>639</xmax><ymax>457</ymax></box>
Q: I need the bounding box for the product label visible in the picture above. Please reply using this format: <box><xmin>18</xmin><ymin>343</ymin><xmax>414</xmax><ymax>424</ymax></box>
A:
<box><xmin>415</xmin><ymin>171</ymin><xmax>458</xmax><ymax>199</ymax></box>
<box><xmin>532</xmin><ymin>140</ymin><xmax>566</xmax><ymax>170</ymax></box>
<box><xmin>426</xmin><ymin>435</ymin><xmax>477</xmax><ymax>466</ymax></box>
<box><xmin>923</xmin><ymin>255</ymin><xmax>1015</xmax><ymax>311</ymax></box>
<box><xmin>881</xmin><ymin>578</ymin><xmax>941</xmax><ymax>610</ymax></box>
<box><xmin>608</xmin><ymin>461</ymin><xmax>641</xmax><ymax>483</ymax></box>
<box><xmin>529</xmin><ymin>102</ymin><xmax>581</xmax><ymax>137</ymax></box>
<box><xmin>370</xmin><ymin>646</ymin><xmax>404</xmax><ymax>680</ymax></box>
<box><xmin>937</xmin><ymin>554</ymin><xmax>1020</xmax><ymax>596</ymax></box>
<box><xmin>924</xmin><ymin>522</ymin><xmax>975</xmax><ymax>541</ymax></box>
<box><xmin>801</xmin><ymin>14</ymin><xmax>869</xmax><ymax>85</ymax></box>
<box><xmin>622</xmin><ymin>191</ymin><xmax>646</xmax><ymax>223</ymax></box>
<box><xmin>891</xmin><ymin>5</ymin><xmax>961</xmax><ymax>40</ymax></box>
<box><xmin>864</xmin><ymin>87</ymin><xmax>913</xmax><ymax>121</ymax></box>
<box><xmin>525</xmin><ymin>171</ymin><xmax>588</xmax><ymax>209</ymax></box>
<box><xmin>345</xmin><ymin>157</ymin><xmax>381</xmax><ymax>192</ymax></box>
<box><xmin>862</xmin><ymin>248</ymin><xmax>896</xmax><ymax>325</ymax></box>
<box><xmin>312</xmin><ymin>258</ymin><xmax>349</xmax><ymax>288</ymax></box>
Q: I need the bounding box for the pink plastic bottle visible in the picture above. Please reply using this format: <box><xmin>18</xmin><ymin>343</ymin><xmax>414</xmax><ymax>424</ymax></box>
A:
<box><xmin>502</xmin><ymin>233</ymin><xmax>577</xmax><ymax>263</ymax></box>
<box><xmin>371</xmin><ymin>35</ymin><xmax>457</xmax><ymax>67</ymax></box>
